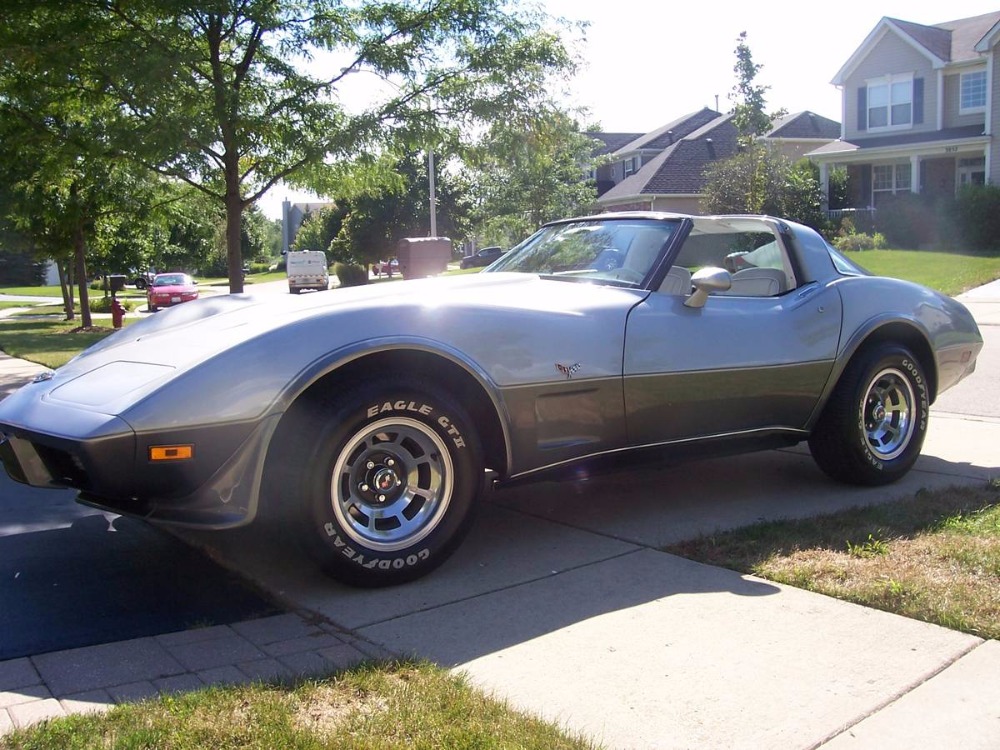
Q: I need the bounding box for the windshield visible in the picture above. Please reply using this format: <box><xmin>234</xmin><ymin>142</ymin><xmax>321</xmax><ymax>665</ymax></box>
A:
<box><xmin>487</xmin><ymin>218</ymin><xmax>680</xmax><ymax>286</ymax></box>
<box><xmin>154</xmin><ymin>274</ymin><xmax>189</xmax><ymax>286</ymax></box>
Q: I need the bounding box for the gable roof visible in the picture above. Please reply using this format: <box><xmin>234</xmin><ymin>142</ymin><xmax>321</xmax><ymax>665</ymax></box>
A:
<box><xmin>832</xmin><ymin>11</ymin><xmax>1000</xmax><ymax>85</ymax></box>
<box><xmin>767</xmin><ymin>111</ymin><xmax>841</xmax><ymax>140</ymax></box>
<box><xmin>614</xmin><ymin>107</ymin><xmax>721</xmax><ymax>154</ymax></box>
<box><xmin>586</xmin><ymin>132</ymin><xmax>644</xmax><ymax>156</ymax></box>
<box><xmin>598</xmin><ymin>115</ymin><xmax>739</xmax><ymax>202</ymax></box>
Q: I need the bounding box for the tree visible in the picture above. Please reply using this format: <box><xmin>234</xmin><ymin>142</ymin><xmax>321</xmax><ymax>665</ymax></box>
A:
<box><xmin>730</xmin><ymin>31</ymin><xmax>775</xmax><ymax>147</ymax></box>
<box><xmin>461</xmin><ymin>108</ymin><xmax>599</xmax><ymax>247</ymax></box>
<box><xmin>292</xmin><ymin>205</ymin><xmax>346</xmax><ymax>254</ymax></box>
<box><xmin>3</xmin><ymin>0</ymin><xmax>576</xmax><ymax>294</ymax></box>
<box><xmin>703</xmin><ymin>149</ymin><xmax>825</xmax><ymax>229</ymax></box>
<box><xmin>329</xmin><ymin>152</ymin><xmax>469</xmax><ymax>265</ymax></box>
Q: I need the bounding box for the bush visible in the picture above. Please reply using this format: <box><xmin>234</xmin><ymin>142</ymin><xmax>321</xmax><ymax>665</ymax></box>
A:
<box><xmin>833</xmin><ymin>230</ymin><xmax>887</xmax><ymax>252</ymax></box>
<box><xmin>89</xmin><ymin>296</ymin><xmax>139</xmax><ymax>313</ymax></box>
<box><xmin>874</xmin><ymin>194</ymin><xmax>939</xmax><ymax>249</ymax></box>
<box><xmin>334</xmin><ymin>262</ymin><xmax>368</xmax><ymax>287</ymax></box>
<box><xmin>951</xmin><ymin>184</ymin><xmax>1000</xmax><ymax>253</ymax></box>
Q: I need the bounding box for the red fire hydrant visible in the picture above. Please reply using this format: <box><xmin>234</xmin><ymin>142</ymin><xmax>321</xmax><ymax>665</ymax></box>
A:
<box><xmin>111</xmin><ymin>297</ymin><xmax>124</xmax><ymax>329</ymax></box>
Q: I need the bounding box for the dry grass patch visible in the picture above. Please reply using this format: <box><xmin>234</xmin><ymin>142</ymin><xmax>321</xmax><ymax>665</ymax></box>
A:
<box><xmin>1</xmin><ymin>661</ymin><xmax>599</xmax><ymax>750</ymax></box>
<box><xmin>667</xmin><ymin>482</ymin><xmax>1000</xmax><ymax>640</ymax></box>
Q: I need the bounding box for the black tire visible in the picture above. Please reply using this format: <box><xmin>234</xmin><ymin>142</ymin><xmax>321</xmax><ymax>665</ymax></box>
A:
<box><xmin>285</xmin><ymin>379</ymin><xmax>485</xmax><ymax>587</ymax></box>
<box><xmin>809</xmin><ymin>344</ymin><xmax>929</xmax><ymax>485</ymax></box>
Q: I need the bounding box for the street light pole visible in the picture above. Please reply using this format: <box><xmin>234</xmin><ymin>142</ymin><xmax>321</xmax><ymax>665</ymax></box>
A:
<box><xmin>428</xmin><ymin>148</ymin><xmax>437</xmax><ymax>237</ymax></box>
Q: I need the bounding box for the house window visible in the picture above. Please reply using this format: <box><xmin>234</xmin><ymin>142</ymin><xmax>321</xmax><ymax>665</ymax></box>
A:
<box><xmin>623</xmin><ymin>157</ymin><xmax>635</xmax><ymax>178</ymax></box>
<box><xmin>872</xmin><ymin>163</ymin><xmax>911</xmax><ymax>205</ymax></box>
<box><xmin>960</xmin><ymin>70</ymin><xmax>987</xmax><ymax>112</ymax></box>
<box><xmin>868</xmin><ymin>77</ymin><xmax>912</xmax><ymax>129</ymax></box>
<box><xmin>958</xmin><ymin>157</ymin><xmax>986</xmax><ymax>187</ymax></box>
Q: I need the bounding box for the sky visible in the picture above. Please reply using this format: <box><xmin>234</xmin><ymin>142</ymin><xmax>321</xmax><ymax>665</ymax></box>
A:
<box><xmin>259</xmin><ymin>0</ymin><xmax>1000</xmax><ymax>218</ymax></box>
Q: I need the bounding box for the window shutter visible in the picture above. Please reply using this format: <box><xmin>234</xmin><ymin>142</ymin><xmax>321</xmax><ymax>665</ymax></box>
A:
<box><xmin>913</xmin><ymin>78</ymin><xmax>924</xmax><ymax>124</ymax></box>
<box><xmin>857</xmin><ymin>87</ymin><xmax>867</xmax><ymax>130</ymax></box>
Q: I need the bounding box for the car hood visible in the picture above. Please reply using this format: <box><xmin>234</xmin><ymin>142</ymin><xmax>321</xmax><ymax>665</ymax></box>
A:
<box><xmin>5</xmin><ymin>274</ymin><xmax>648</xmax><ymax>427</ymax></box>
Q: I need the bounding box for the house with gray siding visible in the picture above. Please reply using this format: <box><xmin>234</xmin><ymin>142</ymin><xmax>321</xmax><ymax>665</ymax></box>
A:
<box><xmin>809</xmin><ymin>11</ymin><xmax>1000</xmax><ymax>208</ymax></box>
<box><xmin>596</xmin><ymin>110</ymin><xmax>838</xmax><ymax>214</ymax></box>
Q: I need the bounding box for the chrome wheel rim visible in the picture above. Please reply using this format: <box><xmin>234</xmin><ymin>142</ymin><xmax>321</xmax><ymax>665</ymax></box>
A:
<box><xmin>860</xmin><ymin>367</ymin><xmax>915</xmax><ymax>460</ymax></box>
<box><xmin>331</xmin><ymin>417</ymin><xmax>453</xmax><ymax>551</ymax></box>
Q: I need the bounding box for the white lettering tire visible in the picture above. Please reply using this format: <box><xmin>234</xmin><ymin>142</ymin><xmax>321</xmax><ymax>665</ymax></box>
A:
<box><xmin>809</xmin><ymin>345</ymin><xmax>929</xmax><ymax>486</ymax></box>
<box><xmin>289</xmin><ymin>379</ymin><xmax>484</xmax><ymax>587</ymax></box>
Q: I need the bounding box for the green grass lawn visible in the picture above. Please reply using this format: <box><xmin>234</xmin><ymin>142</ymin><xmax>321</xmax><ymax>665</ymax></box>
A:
<box><xmin>0</xmin><ymin>319</ymin><xmax>130</xmax><ymax>369</ymax></box>
<box><xmin>668</xmin><ymin>482</ymin><xmax>1000</xmax><ymax>640</ymax></box>
<box><xmin>843</xmin><ymin>249</ymin><xmax>1000</xmax><ymax>296</ymax></box>
<box><xmin>0</xmin><ymin>661</ymin><xmax>597</xmax><ymax>750</ymax></box>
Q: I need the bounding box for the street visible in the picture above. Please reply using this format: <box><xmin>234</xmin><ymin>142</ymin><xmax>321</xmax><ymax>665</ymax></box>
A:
<box><xmin>0</xmin><ymin>471</ymin><xmax>281</xmax><ymax>661</ymax></box>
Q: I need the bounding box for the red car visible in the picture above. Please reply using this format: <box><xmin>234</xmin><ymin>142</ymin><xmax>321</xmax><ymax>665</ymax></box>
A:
<box><xmin>147</xmin><ymin>273</ymin><xmax>199</xmax><ymax>312</ymax></box>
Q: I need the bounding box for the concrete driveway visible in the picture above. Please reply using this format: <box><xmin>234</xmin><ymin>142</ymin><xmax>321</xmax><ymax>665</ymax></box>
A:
<box><xmin>174</xmin><ymin>293</ymin><xmax>1000</xmax><ymax>748</ymax></box>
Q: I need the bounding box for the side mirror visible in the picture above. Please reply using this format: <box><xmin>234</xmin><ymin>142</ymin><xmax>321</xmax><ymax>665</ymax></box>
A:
<box><xmin>684</xmin><ymin>266</ymin><xmax>732</xmax><ymax>309</ymax></box>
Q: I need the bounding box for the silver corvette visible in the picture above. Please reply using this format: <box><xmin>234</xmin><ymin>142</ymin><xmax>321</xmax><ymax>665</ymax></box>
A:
<box><xmin>0</xmin><ymin>213</ymin><xmax>983</xmax><ymax>586</ymax></box>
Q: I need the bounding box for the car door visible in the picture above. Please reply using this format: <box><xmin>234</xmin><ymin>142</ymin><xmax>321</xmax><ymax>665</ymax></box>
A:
<box><xmin>622</xmin><ymin>219</ymin><xmax>843</xmax><ymax>446</ymax></box>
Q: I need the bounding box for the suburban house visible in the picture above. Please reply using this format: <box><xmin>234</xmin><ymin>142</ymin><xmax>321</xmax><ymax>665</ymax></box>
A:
<box><xmin>808</xmin><ymin>11</ymin><xmax>1000</xmax><ymax>210</ymax></box>
<box><xmin>595</xmin><ymin>109</ymin><xmax>839</xmax><ymax>214</ymax></box>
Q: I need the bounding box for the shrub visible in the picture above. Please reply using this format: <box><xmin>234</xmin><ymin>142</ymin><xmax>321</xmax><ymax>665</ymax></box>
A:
<box><xmin>89</xmin><ymin>296</ymin><xmax>139</xmax><ymax>313</ymax></box>
<box><xmin>334</xmin><ymin>262</ymin><xmax>368</xmax><ymax>287</ymax></box>
<box><xmin>951</xmin><ymin>184</ymin><xmax>1000</xmax><ymax>253</ymax></box>
<box><xmin>833</xmin><ymin>231</ymin><xmax>887</xmax><ymax>252</ymax></box>
<box><xmin>874</xmin><ymin>194</ymin><xmax>939</xmax><ymax>249</ymax></box>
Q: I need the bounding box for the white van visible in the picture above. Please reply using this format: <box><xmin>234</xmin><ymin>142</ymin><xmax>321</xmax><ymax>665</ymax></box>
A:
<box><xmin>286</xmin><ymin>250</ymin><xmax>329</xmax><ymax>294</ymax></box>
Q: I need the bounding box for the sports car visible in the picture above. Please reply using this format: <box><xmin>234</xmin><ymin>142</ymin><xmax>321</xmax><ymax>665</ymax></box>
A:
<box><xmin>0</xmin><ymin>213</ymin><xmax>983</xmax><ymax>587</ymax></box>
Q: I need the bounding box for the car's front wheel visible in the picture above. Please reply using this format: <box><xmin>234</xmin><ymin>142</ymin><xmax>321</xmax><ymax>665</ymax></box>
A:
<box><xmin>286</xmin><ymin>379</ymin><xmax>485</xmax><ymax>587</ymax></box>
<box><xmin>809</xmin><ymin>344</ymin><xmax>929</xmax><ymax>485</ymax></box>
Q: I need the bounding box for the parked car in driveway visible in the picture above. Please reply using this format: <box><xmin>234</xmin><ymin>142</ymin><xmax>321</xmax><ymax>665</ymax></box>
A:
<box><xmin>0</xmin><ymin>212</ymin><xmax>982</xmax><ymax>587</ymax></box>
<box><xmin>146</xmin><ymin>273</ymin><xmax>198</xmax><ymax>311</ymax></box>
<box><xmin>460</xmin><ymin>246</ymin><xmax>505</xmax><ymax>269</ymax></box>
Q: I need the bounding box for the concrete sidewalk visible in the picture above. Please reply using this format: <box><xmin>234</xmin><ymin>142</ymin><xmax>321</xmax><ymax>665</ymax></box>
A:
<box><xmin>1</xmin><ymin>291</ymin><xmax>999</xmax><ymax>746</ymax></box>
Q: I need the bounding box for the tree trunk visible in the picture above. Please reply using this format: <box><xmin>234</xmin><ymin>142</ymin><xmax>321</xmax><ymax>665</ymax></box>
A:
<box><xmin>57</xmin><ymin>259</ymin><xmax>74</xmax><ymax>321</ymax></box>
<box><xmin>225</xmin><ymin>154</ymin><xmax>244</xmax><ymax>294</ymax></box>
<box><xmin>74</xmin><ymin>222</ymin><xmax>93</xmax><ymax>329</ymax></box>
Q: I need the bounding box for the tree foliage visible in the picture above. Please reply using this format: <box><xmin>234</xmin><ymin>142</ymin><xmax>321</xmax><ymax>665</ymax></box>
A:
<box><xmin>460</xmin><ymin>109</ymin><xmax>598</xmax><ymax>247</ymax></box>
<box><xmin>329</xmin><ymin>152</ymin><xmax>469</xmax><ymax>264</ymax></box>
<box><xmin>702</xmin><ymin>148</ymin><xmax>825</xmax><ymax>229</ymax></box>
<box><xmin>730</xmin><ymin>31</ymin><xmax>774</xmax><ymax>146</ymax></box>
<box><xmin>1</xmin><ymin>0</ymin><xmax>577</xmax><ymax>294</ymax></box>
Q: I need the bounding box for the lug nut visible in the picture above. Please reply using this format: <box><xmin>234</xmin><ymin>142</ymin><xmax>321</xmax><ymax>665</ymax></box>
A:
<box><xmin>377</xmin><ymin>494</ymin><xmax>387</xmax><ymax>502</ymax></box>
<box><xmin>360</xmin><ymin>483</ymin><xmax>369</xmax><ymax>492</ymax></box>
<box><xmin>386</xmin><ymin>458</ymin><xmax>395</xmax><ymax>467</ymax></box>
<box><xmin>366</xmin><ymin>460</ymin><xmax>375</xmax><ymax>470</ymax></box>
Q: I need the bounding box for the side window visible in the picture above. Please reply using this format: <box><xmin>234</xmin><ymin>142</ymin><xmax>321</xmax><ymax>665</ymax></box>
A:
<box><xmin>669</xmin><ymin>228</ymin><xmax>795</xmax><ymax>297</ymax></box>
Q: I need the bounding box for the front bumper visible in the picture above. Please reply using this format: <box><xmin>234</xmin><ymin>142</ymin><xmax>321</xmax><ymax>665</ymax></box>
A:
<box><xmin>0</xmin><ymin>413</ymin><xmax>281</xmax><ymax>529</ymax></box>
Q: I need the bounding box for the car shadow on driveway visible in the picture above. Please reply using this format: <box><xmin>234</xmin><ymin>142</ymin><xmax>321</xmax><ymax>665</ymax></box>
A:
<box><xmin>174</xmin><ymin>431</ymin><xmax>994</xmax><ymax>663</ymax></box>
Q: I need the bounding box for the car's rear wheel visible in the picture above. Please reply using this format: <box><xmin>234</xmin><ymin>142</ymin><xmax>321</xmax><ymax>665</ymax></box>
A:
<box><xmin>809</xmin><ymin>344</ymin><xmax>929</xmax><ymax>485</ymax></box>
<box><xmin>285</xmin><ymin>379</ymin><xmax>485</xmax><ymax>587</ymax></box>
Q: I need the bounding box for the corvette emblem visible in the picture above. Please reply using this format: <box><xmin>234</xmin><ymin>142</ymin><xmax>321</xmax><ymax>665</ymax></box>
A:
<box><xmin>555</xmin><ymin>362</ymin><xmax>581</xmax><ymax>379</ymax></box>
